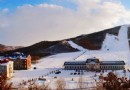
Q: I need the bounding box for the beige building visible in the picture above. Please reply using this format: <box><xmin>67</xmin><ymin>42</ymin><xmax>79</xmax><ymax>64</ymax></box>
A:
<box><xmin>64</xmin><ymin>58</ymin><xmax>125</xmax><ymax>71</ymax></box>
<box><xmin>0</xmin><ymin>59</ymin><xmax>13</xmax><ymax>79</ymax></box>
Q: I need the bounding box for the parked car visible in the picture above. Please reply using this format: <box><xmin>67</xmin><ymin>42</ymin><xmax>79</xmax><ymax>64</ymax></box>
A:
<box><xmin>74</xmin><ymin>72</ymin><xmax>77</xmax><ymax>75</ymax></box>
<box><xmin>38</xmin><ymin>78</ymin><xmax>46</xmax><ymax>81</ymax></box>
<box><xmin>55</xmin><ymin>71</ymin><xmax>61</xmax><ymax>74</ymax></box>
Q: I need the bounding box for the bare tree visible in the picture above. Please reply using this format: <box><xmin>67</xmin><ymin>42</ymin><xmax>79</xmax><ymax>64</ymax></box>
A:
<box><xmin>27</xmin><ymin>82</ymin><xmax>51</xmax><ymax>90</ymax></box>
<box><xmin>27</xmin><ymin>80</ymin><xmax>51</xmax><ymax>90</ymax></box>
<box><xmin>102</xmin><ymin>72</ymin><xmax>125</xmax><ymax>90</ymax></box>
<box><xmin>77</xmin><ymin>76</ymin><xmax>86</xmax><ymax>90</ymax></box>
<box><xmin>55</xmin><ymin>78</ymin><xmax>66</xmax><ymax>90</ymax></box>
<box><xmin>0</xmin><ymin>73</ymin><xmax>12</xmax><ymax>90</ymax></box>
<box><xmin>42</xmin><ymin>82</ymin><xmax>51</xmax><ymax>90</ymax></box>
<box><xmin>96</xmin><ymin>79</ymin><xmax>104</xmax><ymax>90</ymax></box>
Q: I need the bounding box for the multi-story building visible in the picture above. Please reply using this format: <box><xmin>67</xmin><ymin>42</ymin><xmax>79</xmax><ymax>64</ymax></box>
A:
<box><xmin>64</xmin><ymin>58</ymin><xmax>125</xmax><ymax>71</ymax></box>
<box><xmin>0</xmin><ymin>58</ymin><xmax>13</xmax><ymax>79</ymax></box>
<box><xmin>9</xmin><ymin>52</ymin><xmax>31</xmax><ymax>70</ymax></box>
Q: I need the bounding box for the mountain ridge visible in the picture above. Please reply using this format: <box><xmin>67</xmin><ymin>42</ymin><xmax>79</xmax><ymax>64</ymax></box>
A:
<box><xmin>0</xmin><ymin>44</ymin><xmax>22</xmax><ymax>52</ymax></box>
<box><xmin>2</xmin><ymin>25</ymin><xmax>128</xmax><ymax>59</ymax></box>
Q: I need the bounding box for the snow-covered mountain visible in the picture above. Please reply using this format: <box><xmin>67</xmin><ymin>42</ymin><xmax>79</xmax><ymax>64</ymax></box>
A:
<box><xmin>3</xmin><ymin>41</ymin><xmax>79</xmax><ymax>58</ymax></box>
<box><xmin>71</xmin><ymin>25</ymin><xmax>121</xmax><ymax>50</ymax></box>
<box><xmin>2</xmin><ymin>24</ymin><xmax>130</xmax><ymax>59</ymax></box>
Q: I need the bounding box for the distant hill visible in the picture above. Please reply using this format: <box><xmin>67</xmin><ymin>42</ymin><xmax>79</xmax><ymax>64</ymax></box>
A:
<box><xmin>4</xmin><ymin>41</ymin><xmax>78</xmax><ymax>59</ymax></box>
<box><xmin>71</xmin><ymin>26</ymin><xmax>121</xmax><ymax>50</ymax></box>
<box><xmin>0</xmin><ymin>44</ymin><xmax>22</xmax><ymax>52</ymax></box>
<box><xmin>2</xmin><ymin>25</ymin><xmax>128</xmax><ymax>59</ymax></box>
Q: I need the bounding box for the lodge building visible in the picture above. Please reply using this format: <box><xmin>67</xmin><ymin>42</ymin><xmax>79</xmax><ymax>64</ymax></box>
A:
<box><xmin>9</xmin><ymin>52</ymin><xmax>31</xmax><ymax>70</ymax></box>
<box><xmin>64</xmin><ymin>58</ymin><xmax>125</xmax><ymax>71</ymax></box>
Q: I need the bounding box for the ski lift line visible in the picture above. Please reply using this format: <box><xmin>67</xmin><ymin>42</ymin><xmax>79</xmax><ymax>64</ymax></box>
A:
<box><xmin>73</xmin><ymin>51</ymin><xmax>87</xmax><ymax>60</ymax></box>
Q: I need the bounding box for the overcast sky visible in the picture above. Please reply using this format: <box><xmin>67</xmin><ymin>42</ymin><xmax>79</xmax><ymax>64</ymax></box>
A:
<box><xmin>0</xmin><ymin>0</ymin><xmax>130</xmax><ymax>46</ymax></box>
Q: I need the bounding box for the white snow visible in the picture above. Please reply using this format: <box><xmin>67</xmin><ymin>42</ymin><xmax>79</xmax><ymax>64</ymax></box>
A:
<box><xmin>10</xmin><ymin>52</ymin><xmax>82</xmax><ymax>85</ymax></box>
<box><xmin>101</xmin><ymin>33</ymin><xmax>119</xmax><ymax>51</ymax></box>
<box><xmin>102</xmin><ymin>25</ymin><xmax>130</xmax><ymax>52</ymax></box>
<box><xmin>101</xmin><ymin>25</ymin><xmax>130</xmax><ymax>63</ymax></box>
<box><xmin>68</xmin><ymin>40</ymin><xmax>86</xmax><ymax>51</ymax></box>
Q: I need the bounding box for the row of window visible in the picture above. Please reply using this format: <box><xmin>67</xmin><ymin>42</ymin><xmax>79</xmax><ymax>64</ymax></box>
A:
<box><xmin>65</xmin><ymin>65</ymin><xmax>86</xmax><ymax>70</ymax></box>
<box><xmin>65</xmin><ymin>65</ymin><xmax>124</xmax><ymax>70</ymax></box>
<box><xmin>100</xmin><ymin>65</ymin><xmax>124</xmax><ymax>70</ymax></box>
<box><xmin>0</xmin><ymin>66</ymin><xmax>6</xmax><ymax>70</ymax></box>
<box><xmin>13</xmin><ymin>60</ymin><xmax>27</xmax><ymax>69</ymax></box>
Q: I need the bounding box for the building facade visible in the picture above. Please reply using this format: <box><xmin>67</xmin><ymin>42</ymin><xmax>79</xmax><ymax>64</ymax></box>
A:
<box><xmin>9</xmin><ymin>52</ymin><xmax>31</xmax><ymax>70</ymax></box>
<box><xmin>0</xmin><ymin>59</ymin><xmax>13</xmax><ymax>79</ymax></box>
<box><xmin>64</xmin><ymin>58</ymin><xmax>125</xmax><ymax>71</ymax></box>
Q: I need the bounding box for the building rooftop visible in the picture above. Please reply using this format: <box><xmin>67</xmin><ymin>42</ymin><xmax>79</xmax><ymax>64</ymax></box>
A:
<box><xmin>100</xmin><ymin>61</ymin><xmax>125</xmax><ymax>65</ymax></box>
<box><xmin>0</xmin><ymin>58</ymin><xmax>13</xmax><ymax>66</ymax></box>
<box><xmin>86</xmin><ymin>58</ymin><xmax>99</xmax><ymax>63</ymax></box>
<box><xmin>0</xmin><ymin>52</ymin><xmax>29</xmax><ymax>61</ymax></box>
<box><xmin>0</xmin><ymin>58</ymin><xmax>9</xmax><ymax>63</ymax></box>
<box><xmin>64</xmin><ymin>61</ymin><xmax>86</xmax><ymax>65</ymax></box>
<box><xmin>64</xmin><ymin>57</ymin><xmax>125</xmax><ymax>66</ymax></box>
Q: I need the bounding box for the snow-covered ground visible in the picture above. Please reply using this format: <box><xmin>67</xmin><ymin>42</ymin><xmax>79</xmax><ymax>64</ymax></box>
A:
<box><xmin>9</xmin><ymin>25</ymin><xmax>130</xmax><ymax>89</ymax></box>
<box><xmin>10</xmin><ymin>52</ymin><xmax>82</xmax><ymax>85</ymax></box>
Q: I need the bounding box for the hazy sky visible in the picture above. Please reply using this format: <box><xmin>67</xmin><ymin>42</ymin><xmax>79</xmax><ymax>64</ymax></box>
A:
<box><xmin>0</xmin><ymin>0</ymin><xmax>130</xmax><ymax>46</ymax></box>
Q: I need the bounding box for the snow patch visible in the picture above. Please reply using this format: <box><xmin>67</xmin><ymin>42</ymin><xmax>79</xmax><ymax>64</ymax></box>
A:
<box><xmin>102</xmin><ymin>25</ymin><xmax>130</xmax><ymax>52</ymax></box>
<box><xmin>68</xmin><ymin>40</ymin><xmax>86</xmax><ymax>51</ymax></box>
<box><xmin>102</xmin><ymin>33</ymin><xmax>119</xmax><ymax>51</ymax></box>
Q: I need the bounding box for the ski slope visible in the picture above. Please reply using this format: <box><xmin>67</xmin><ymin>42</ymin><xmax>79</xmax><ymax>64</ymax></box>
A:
<box><xmin>101</xmin><ymin>25</ymin><xmax>130</xmax><ymax>62</ymax></box>
<box><xmin>102</xmin><ymin>25</ymin><xmax>130</xmax><ymax>51</ymax></box>
<box><xmin>101</xmin><ymin>33</ymin><xmax>119</xmax><ymax>51</ymax></box>
<box><xmin>68</xmin><ymin>40</ymin><xmax>86</xmax><ymax>51</ymax></box>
